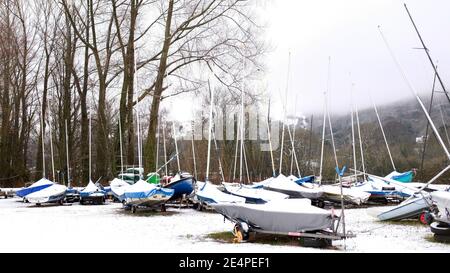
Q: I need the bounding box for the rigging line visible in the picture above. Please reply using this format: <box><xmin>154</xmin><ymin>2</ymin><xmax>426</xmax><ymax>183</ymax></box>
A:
<box><xmin>404</xmin><ymin>4</ymin><xmax>450</xmax><ymax>104</ymax></box>
<box><xmin>378</xmin><ymin>25</ymin><xmax>450</xmax><ymax>161</ymax></box>
<box><xmin>419</xmin><ymin>67</ymin><xmax>437</xmax><ymax>179</ymax></box>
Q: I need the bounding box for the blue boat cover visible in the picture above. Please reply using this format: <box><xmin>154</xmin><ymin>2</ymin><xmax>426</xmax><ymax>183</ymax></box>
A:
<box><xmin>16</xmin><ymin>178</ymin><xmax>54</xmax><ymax>197</ymax></box>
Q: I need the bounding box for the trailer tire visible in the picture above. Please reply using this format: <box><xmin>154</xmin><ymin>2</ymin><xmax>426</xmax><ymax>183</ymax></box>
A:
<box><xmin>419</xmin><ymin>211</ymin><xmax>433</xmax><ymax>225</ymax></box>
<box><xmin>131</xmin><ymin>206</ymin><xmax>137</xmax><ymax>214</ymax></box>
<box><xmin>430</xmin><ymin>222</ymin><xmax>450</xmax><ymax>236</ymax></box>
<box><xmin>434</xmin><ymin>234</ymin><xmax>450</xmax><ymax>243</ymax></box>
<box><xmin>233</xmin><ymin>223</ymin><xmax>249</xmax><ymax>242</ymax></box>
<box><xmin>301</xmin><ymin>237</ymin><xmax>331</xmax><ymax>248</ymax></box>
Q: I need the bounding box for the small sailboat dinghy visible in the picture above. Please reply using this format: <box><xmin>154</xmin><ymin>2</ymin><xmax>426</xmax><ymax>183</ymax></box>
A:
<box><xmin>163</xmin><ymin>173</ymin><xmax>195</xmax><ymax>201</ymax></box>
<box><xmin>26</xmin><ymin>183</ymin><xmax>67</xmax><ymax>206</ymax></box>
<box><xmin>123</xmin><ymin>180</ymin><xmax>174</xmax><ymax>213</ymax></box>
<box><xmin>80</xmin><ymin>181</ymin><xmax>106</xmax><ymax>205</ymax></box>
<box><xmin>430</xmin><ymin>190</ymin><xmax>450</xmax><ymax>225</ymax></box>
<box><xmin>16</xmin><ymin>178</ymin><xmax>54</xmax><ymax>199</ymax></box>
<box><xmin>223</xmin><ymin>184</ymin><xmax>289</xmax><ymax>204</ymax></box>
<box><xmin>211</xmin><ymin>198</ymin><xmax>352</xmax><ymax>246</ymax></box>
<box><xmin>263</xmin><ymin>174</ymin><xmax>323</xmax><ymax>199</ymax></box>
<box><xmin>195</xmin><ymin>182</ymin><xmax>246</xmax><ymax>210</ymax></box>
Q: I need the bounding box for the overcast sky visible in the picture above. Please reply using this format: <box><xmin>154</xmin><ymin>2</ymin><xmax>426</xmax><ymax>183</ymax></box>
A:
<box><xmin>260</xmin><ymin>0</ymin><xmax>450</xmax><ymax>118</ymax></box>
<box><xmin>168</xmin><ymin>0</ymin><xmax>450</xmax><ymax>121</ymax></box>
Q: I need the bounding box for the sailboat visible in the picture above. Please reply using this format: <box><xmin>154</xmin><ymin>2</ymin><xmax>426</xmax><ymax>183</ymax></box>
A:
<box><xmin>367</xmin><ymin>26</ymin><xmax>450</xmax><ymax>221</ymax></box>
<box><xmin>79</xmin><ymin>114</ymin><xmax>106</xmax><ymax>205</ymax></box>
<box><xmin>161</xmin><ymin>124</ymin><xmax>195</xmax><ymax>201</ymax></box>
<box><xmin>122</xmin><ymin>111</ymin><xmax>174</xmax><ymax>213</ymax></box>
<box><xmin>195</xmin><ymin>81</ymin><xmax>246</xmax><ymax>207</ymax></box>
<box><xmin>26</xmin><ymin>100</ymin><xmax>66</xmax><ymax>206</ymax></box>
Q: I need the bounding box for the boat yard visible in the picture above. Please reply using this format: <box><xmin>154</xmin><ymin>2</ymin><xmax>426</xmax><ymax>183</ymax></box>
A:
<box><xmin>0</xmin><ymin>197</ymin><xmax>447</xmax><ymax>253</ymax></box>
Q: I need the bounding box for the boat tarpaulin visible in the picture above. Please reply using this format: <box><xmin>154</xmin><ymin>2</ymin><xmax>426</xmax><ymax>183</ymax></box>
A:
<box><xmin>212</xmin><ymin>199</ymin><xmax>334</xmax><ymax>233</ymax></box>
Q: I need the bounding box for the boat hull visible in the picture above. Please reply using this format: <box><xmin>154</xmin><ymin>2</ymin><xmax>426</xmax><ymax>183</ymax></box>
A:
<box><xmin>211</xmin><ymin>199</ymin><xmax>334</xmax><ymax>233</ymax></box>
<box><xmin>374</xmin><ymin>195</ymin><xmax>432</xmax><ymax>221</ymax></box>
<box><xmin>164</xmin><ymin>177</ymin><xmax>195</xmax><ymax>201</ymax></box>
<box><xmin>26</xmin><ymin>184</ymin><xmax>67</xmax><ymax>205</ymax></box>
<box><xmin>431</xmin><ymin>191</ymin><xmax>450</xmax><ymax>224</ymax></box>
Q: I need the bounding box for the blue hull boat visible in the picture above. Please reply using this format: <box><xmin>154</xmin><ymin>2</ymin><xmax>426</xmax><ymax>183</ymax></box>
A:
<box><xmin>16</xmin><ymin>178</ymin><xmax>54</xmax><ymax>198</ymax></box>
<box><xmin>164</xmin><ymin>177</ymin><xmax>195</xmax><ymax>201</ymax></box>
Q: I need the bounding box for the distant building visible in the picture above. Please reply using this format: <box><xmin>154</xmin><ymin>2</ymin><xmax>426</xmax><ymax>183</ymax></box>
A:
<box><xmin>416</xmin><ymin>136</ymin><xmax>427</xmax><ymax>144</ymax></box>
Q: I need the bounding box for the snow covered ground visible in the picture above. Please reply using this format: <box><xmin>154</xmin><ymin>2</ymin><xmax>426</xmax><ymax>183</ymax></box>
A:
<box><xmin>0</xmin><ymin>197</ymin><xmax>448</xmax><ymax>253</ymax></box>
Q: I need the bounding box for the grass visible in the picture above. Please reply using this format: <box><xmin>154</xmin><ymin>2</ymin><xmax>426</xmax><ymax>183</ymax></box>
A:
<box><xmin>206</xmin><ymin>231</ymin><xmax>335</xmax><ymax>248</ymax></box>
<box><xmin>117</xmin><ymin>208</ymin><xmax>179</xmax><ymax>217</ymax></box>
<box><xmin>424</xmin><ymin>234</ymin><xmax>450</xmax><ymax>245</ymax></box>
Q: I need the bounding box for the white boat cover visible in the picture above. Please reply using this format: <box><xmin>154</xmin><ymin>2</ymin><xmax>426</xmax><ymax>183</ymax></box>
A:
<box><xmin>251</xmin><ymin>177</ymin><xmax>274</xmax><ymax>188</ymax></box>
<box><xmin>110</xmin><ymin>178</ymin><xmax>131</xmax><ymax>200</ymax></box>
<box><xmin>321</xmin><ymin>185</ymin><xmax>371</xmax><ymax>205</ymax></box>
<box><xmin>224</xmin><ymin>185</ymin><xmax>289</xmax><ymax>202</ymax></box>
<box><xmin>26</xmin><ymin>184</ymin><xmax>67</xmax><ymax>204</ymax></box>
<box><xmin>212</xmin><ymin>199</ymin><xmax>334</xmax><ymax>233</ymax></box>
<box><xmin>287</xmin><ymin>175</ymin><xmax>299</xmax><ymax>181</ymax></box>
<box><xmin>81</xmin><ymin>181</ymin><xmax>99</xmax><ymax>193</ymax></box>
<box><xmin>123</xmin><ymin>179</ymin><xmax>157</xmax><ymax>196</ymax></box>
<box><xmin>431</xmin><ymin>191</ymin><xmax>450</xmax><ymax>224</ymax></box>
<box><xmin>369</xmin><ymin>194</ymin><xmax>433</xmax><ymax>221</ymax></box>
<box><xmin>196</xmin><ymin>182</ymin><xmax>246</xmax><ymax>204</ymax></box>
<box><xmin>263</xmin><ymin>174</ymin><xmax>323</xmax><ymax>199</ymax></box>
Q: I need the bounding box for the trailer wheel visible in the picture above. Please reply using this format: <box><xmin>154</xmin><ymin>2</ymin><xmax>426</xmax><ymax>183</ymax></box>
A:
<box><xmin>300</xmin><ymin>237</ymin><xmax>331</xmax><ymax>248</ymax></box>
<box><xmin>161</xmin><ymin>204</ymin><xmax>167</xmax><ymax>212</ymax></box>
<box><xmin>430</xmin><ymin>222</ymin><xmax>450</xmax><ymax>236</ymax></box>
<box><xmin>233</xmin><ymin>223</ymin><xmax>249</xmax><ymax>243</ymax></box>
<box><xmin>419</xmin><ymin>211</ymin><xmax>433</xmax><ymax>225</ymax></box>
<box><xmin>317</xmin><ymin>200</ymin><xmax>325</xmax><ymax>208</ymax></box>
<box><xmin>80</xmin><ymin>199</ymin><xmax>84</xmax><ymax>205</ymax></box>
<box><xmin>131</xmin><ymin>206</ymin><xmax>137</xmax><ymax>214</ymax></box>
<box><xmin>434</xmin><ymin>234</ymin><xmax>450</xmax><ymax>243</ymax></box>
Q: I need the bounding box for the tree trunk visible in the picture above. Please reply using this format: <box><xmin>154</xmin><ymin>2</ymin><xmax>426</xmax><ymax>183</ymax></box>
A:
<box><xmin>145</xmin><ymin>0</ymin><xmax>174</xmax><ymax>172</ymax></box>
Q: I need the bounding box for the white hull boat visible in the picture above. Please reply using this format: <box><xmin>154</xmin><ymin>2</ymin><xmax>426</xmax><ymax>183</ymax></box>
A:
<box><xmin>368</xmin><ymin>194</ymin><xmax>433</xmax><ymax>221</ymax></box>
<box><xmin>224</xmin><ymin>184</ymin><xmax>289</xmax><ymax>204</ymax></box>
<box><xmin>26</xmin><ymin>184</ymin><xmax>67</xmax><ymax>205</ymax></box>
<box><xmin>211</xmin><ymin>199</ymin><xmax>335</xmax><ymax>233</ymax></box>
<box><xmin>195</xmin><ymin>182</ymin><xmax>246</xmax><ymax>205</ymax></box>
<box><xmin>263</xmin><ymin>175</ymin><xmax>323</xmax><ymax>199</ymax></box>
<box><xmin>431</xmin><ymin>191</ymin><xmax>450</xmax><ymax>225</ymax></box>
<box><xmin>321</xmin><ymin>185</ymin><xmax>371</xmax><ymax>205</ymax></box>
<box><xmin>123</xmin><ymin>180</ymin><xmax>174</xmax><ymax>208</ymax></box>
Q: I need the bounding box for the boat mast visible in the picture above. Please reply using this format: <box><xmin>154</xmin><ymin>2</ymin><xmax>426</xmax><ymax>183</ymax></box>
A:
<box><xmin>191</xmin><ymin>120</ymin><xmax>198</xmax><ymax>178</ymax></box>
<box><xmin>350</xmin><ymin>84</ymin><xmax>357</xmax><ymax>181</ymax></box>
<box><xmin>172</xmin><ymin>122</ymin><xmax>181</xmax><ymax>173</ymax></box>
<box><xmin>89</xmin><ymin>111</ymin><xmax>92</xmax><ymax>182</ymax></box>
<box><xmin>267</xmin><ymin>99</ymin><xmax>276</xmax><ymax>177</ymax></box>
<box><xmin>232</xmin><ymin>114</ymin><xmax>240</xmax><ymax>181</ymax></box>
<box><xmin>373</xmin><ymin>99</ymin><xmax>396</xmax><ymax>171</ymax></box>
<box><xmin>279</xmin><ymin>52</ymin><xmax>291</xmax><ymax>176</ymax></box>
<box><xmin>156</xmin><ymin>120</ymin><xmax>160</xmax><ymax>174</ymax></box>
<box><xmin>239</xmin><ymin>79</ymin><xmax>245</xmax><ymax>184</ymax></box>
<box><xmin>419</xmin><ymin>69</ymin><xmax>437</xmax><ymax>180</ymax></box>
<box><xmin>404</xmin><ymin>4</ymin><xmax>450</xmax><ymax>104</ymax></box>
<box><xmin>118</xmin><ymin>111</ymin><xmax>124</xmax><ymax>174</ymax></box>
<box><xmin>318</xmin><ymin>94</ymin><xmax>326</xmax><ymax>186</ymax></box>
<box><xmin>326</xmin><ymin>91</ymin><xmax>346</xmax><ymax>237</ymax></box>
<box><xmin>205</xmin><ymin>80</ymin><xmax>215</xmax><ymax>183</ymax></box>
<box><xmin>65</xmin><ymin>119</ymin><xmax>71</xmax><ymax>188</ymax></box>
<box><xmin>378</xmin><ymin>26</ymin><xmax>450</xmax><ymax>162</ymax></box>
<box><xmin>209</xmin><ymin>91</ymin><xmax>226</xmax><ymax>183</ymax></box>
<box><xmin>439</xmin><ymin>105</ymin><xmax>450</xmax><ymax>149</ymax></box>
<box><xmin>40</xmin><ymin>100</ymin><xmax>46</xmax><ymax>178</ymax></box>
<box><xmin>48</xmin><ymin>102</ymin><xmax>55</xmax><ymax>182</ymax></box>
<box><xmin>162</xmin><ymin>122</ymin><xmax>168</xmax><ymax>177</ymax></box>
<box><xmin>136</xmin><ymin>111</ymin><xmax>142</xmax><ymax>174</ymax></box>
<box><xmin>355</xmin><ymin>100</ymin><xmax>366</xmax><ymax>181</ymax></box>
<box><xmin>318</xmin><ymin>58</ymin><xmax>331</xmax><ymax>185</ymax></box>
